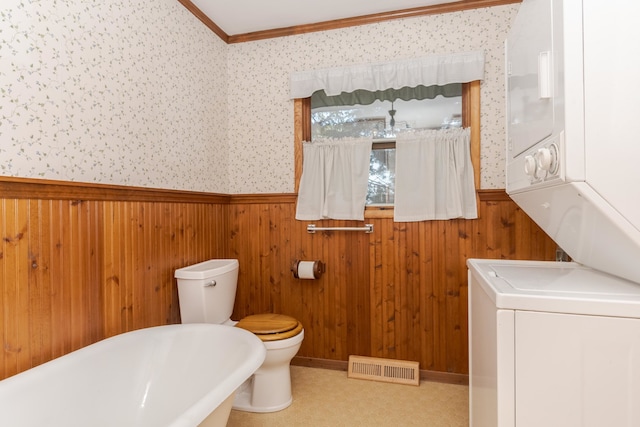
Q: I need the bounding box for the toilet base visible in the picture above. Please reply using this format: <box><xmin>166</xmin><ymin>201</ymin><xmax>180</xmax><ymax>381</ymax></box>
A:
<box><xmin>231</xmin><ymin>330</ymin><xmax>303</xmax><ymax>413</ymax></box>
<box><xmin>232</xmin><ymin>370</ymin><xmax>293</xmax><ymax>413</ymax></box>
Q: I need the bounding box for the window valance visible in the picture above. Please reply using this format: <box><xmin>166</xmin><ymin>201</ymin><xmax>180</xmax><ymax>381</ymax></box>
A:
<box><xmin>290</xmin><ymin>51</ymin><xmax>484</xmax><ymax>99</ymax></box>
<box><xmin>311</xmin><ymin>83</ymin><xmax>462</xmax><ymax>108</ymax></box>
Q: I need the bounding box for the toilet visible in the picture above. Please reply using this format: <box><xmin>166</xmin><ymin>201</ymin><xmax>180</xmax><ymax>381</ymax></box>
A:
<box><xmin>174</xmin><ymin>259</ymin><xmax>304</xmax><ymax>413</ymax></box>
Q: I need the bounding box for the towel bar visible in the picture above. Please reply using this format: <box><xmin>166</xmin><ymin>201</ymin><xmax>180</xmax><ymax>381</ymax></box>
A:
<box><xmin>307</xmin><ymin>224</ymin><xmax>374</xmax><ymax>234</ymax></box>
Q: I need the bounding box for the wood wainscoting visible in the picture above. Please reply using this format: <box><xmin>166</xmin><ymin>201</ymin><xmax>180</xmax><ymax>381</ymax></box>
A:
<box><xmin>228</xmin><ymin>190</ymin><xmax>556</xmax><ymax>380</ymax></box>
<box><xmin>0</xmin><ymin>178</ymin><xmax>229</xmax><ymax>380</ymax></box>
<box><xmin>0</xmin><ymin>179</ymin><xmax>556</xmax><ymax>381</ymax></box>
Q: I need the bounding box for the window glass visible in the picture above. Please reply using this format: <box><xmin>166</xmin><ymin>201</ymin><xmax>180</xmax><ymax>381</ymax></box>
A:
<box><xmin>311</xmin><ymin>86</ymin><xmax>462</xmax><ymax>205</ymax></box>
<box><xmin>368</xmin><ymin>146</ymin><xmax>395</xmax><ymax>205</ymax></box>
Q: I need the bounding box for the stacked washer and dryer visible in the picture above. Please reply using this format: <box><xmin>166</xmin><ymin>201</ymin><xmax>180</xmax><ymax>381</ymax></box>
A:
<box><xmin>468</xmin><ymin>0</ymin><xmax>640</xmax><ymax>426</ymax></box>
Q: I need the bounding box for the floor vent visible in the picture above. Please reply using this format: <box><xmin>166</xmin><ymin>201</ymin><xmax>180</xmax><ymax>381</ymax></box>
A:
<box><xmin>347</xmin><ymin>355</ymin><xmax>420</xmax><ymax>386</ymax></box>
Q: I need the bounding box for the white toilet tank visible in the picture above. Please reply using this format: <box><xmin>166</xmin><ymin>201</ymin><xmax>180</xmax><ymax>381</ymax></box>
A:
<box><xmin>174</xmin><ymin>259</ymin><xmax>239</xmax><ymax>324</ymax></box>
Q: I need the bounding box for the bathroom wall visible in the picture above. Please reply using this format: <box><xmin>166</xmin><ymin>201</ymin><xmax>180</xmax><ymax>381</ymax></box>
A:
<box><xmin>0</xmin><ymin>0</ymin><xmax>229</xmax><ymax>193</ymax></box>
<box><xmin>0</xmin><ymin>183</ymin><xmax>556</xmax><ymax>381</ymax></box>
<box><xmin>0</xmin><ymin>1</ymin><xmax>555</xmax><ymax>382</ymax></box>
<box><xmin>2</xmin><ymin>1</ymin><xmax>519</xmax><ymax>194</ymax></box>
<box><xmin>226</xmin><ymin>4</ymin><xmax>519</xmax><ymax>193</ymax></box>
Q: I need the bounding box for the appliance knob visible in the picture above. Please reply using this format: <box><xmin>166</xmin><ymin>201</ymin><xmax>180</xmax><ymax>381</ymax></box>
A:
<box><xmin>536</xmin><ymin>147</ymin><xmax>553</xmax><ymax>171</ymax></box>
<box><xmin>524</xmin><ymin>155</ymin><xmax>537</xmax><ymax>176</ymax></box>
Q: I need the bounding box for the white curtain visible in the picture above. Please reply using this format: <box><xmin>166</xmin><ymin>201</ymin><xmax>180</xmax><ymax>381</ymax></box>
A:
<box><xmin>394</xmin><ymin>128</ymin><xmax>477</xmax><ymax>222</ymax></box>
<box><xmin>290</xmin><ymin>51</ymin><xmax>484</xmax><ymax>98</ymax></box>
<box><xmin>296</xmin><ymin>137</ymin><xmax>373</xmax><ymax>221</ymax></box>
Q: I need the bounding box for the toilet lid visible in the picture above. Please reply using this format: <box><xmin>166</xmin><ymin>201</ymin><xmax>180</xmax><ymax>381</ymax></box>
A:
<box><xmin>236</xmin><ymin>314</ymin><xmax>303</xmax><ymax>341</ymax></box>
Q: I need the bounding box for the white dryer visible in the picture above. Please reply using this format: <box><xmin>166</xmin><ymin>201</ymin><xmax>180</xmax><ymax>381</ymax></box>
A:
<box><xmin>505</xmin><ymin>0</ymin><xmax>640</xmax><ymax>284</ymax></box>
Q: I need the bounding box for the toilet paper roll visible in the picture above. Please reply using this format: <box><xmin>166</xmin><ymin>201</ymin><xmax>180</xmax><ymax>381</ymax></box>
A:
<box><xmin>292</xmin><ymin>260</ymin><xmax>325</xmax><ymax>279</ymax></box>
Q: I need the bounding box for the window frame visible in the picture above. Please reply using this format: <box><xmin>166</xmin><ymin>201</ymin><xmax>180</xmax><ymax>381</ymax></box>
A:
<box><xmin>294</xmin><ymin>81</ymin><xmax>481</xmax><ymax>219</ymax></box>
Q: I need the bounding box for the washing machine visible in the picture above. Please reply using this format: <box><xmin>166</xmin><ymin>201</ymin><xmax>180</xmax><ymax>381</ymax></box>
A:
<box><xmin>468</xmin><ymin>258</ymin><xmax>640</xmax><ymax>427</ymax></box>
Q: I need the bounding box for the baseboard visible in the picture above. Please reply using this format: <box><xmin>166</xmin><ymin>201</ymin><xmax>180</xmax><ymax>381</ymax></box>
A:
<box><xmin>292</xmin><ymin>356</ymin><xmax>349</xmax><ymax>371</ymax></box>
<box><xmin>292</xmin><ymin>356</ymin><xmax>469</xmax><ymax>386</ymax></box>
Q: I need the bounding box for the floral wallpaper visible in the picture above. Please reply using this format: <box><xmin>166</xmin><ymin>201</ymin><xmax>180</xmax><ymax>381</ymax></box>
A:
<box><xmin>227</xmin><ymin>4</ymin><xmax>519</xmax><ymax>192</ymax></box>
<box><xmin>1</xmin><ymin>1</ymin><xmax>518</xmax><ymax>193</ymax></box>
<box><xmin>0</xmin><ymin>0</ymin><xmax>229</xmax><ymax>192</ymax></box>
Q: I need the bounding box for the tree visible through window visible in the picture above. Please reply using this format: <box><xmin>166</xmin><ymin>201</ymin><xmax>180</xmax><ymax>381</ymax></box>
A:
<box><xmin>368</xmin><ymin>144</ymin><xmax>395</xmax><ymax>205</ymax></box>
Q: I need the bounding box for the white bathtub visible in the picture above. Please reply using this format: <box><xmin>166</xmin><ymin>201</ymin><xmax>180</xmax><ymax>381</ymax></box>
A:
<box><xmin>0</xmin><ymin>324</ymin><xmax>266</xmax><ymax>427</ymax></box>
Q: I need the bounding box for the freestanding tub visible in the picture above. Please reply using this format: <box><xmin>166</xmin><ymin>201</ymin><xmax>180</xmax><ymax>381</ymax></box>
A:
<box><xmin>0</xmin><ymin>324</ymin><xmax>266</xmax><ymax>427</ymax></box>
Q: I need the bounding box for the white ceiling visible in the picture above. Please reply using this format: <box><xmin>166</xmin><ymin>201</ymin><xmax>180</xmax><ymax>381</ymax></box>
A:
<box><xmin>189</xmin><ymin>0</ymin><xmax>460</xmax><ymax>35</ymax></box>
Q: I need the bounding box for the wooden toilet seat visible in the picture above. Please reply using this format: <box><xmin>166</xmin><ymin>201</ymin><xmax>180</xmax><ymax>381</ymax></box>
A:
<box><xmin>236</xmin><ymin>314</ymin><xmax>303</xmax><ymax>342</ymax></box>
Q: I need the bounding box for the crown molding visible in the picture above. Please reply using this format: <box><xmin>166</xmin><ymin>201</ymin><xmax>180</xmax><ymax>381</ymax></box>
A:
<box><xmin>178</xmin><ymin>0</ymin><xmax>522</xmax><ymax>44</ymax></box>
<box><xmin>176</xmin><ymin>0</ymin><xmax>229</xmax><ymax>43</ymax></box>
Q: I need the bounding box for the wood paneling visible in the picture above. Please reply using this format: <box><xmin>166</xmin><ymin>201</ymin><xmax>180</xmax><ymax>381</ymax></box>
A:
<box><xmin>228</xmin><ymin>203</ymin><xmax>374</xmax><ymax>360</ymax></box>
<box><xmin>1</xmin><ymin>188</ymin><xmax>228</xmax><ymax>380</ymax></box>
<box><xmin>229</xmin><ymin>193</ymin><xmax>556</xmax><ymax>376</ymax></box>
<box><xmin>1</xmin><ymin>178</ymin><xmax>555</xmax><ymax>381</ymax></box>
<box><xmin>1</xmin><ymin>198</ymin><xmax>103</xmax><ymax>378</ymax></box>
<box><xmin>100</xmin><ymin>201</ymin><xmax>227</xmax><ymax>336</ymax></box>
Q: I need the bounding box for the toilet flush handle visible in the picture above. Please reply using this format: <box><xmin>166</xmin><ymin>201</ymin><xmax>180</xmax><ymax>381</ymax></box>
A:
<box><xmin>204</xmin><ymin>280</ymin><xmax>217</xmax><ymax>287</ymax></box>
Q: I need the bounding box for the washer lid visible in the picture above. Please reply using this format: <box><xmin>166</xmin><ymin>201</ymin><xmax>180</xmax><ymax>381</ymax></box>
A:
<box><xmin>467</xmin><ymin>259</ymin><xmax>640</xmax><ymax>318</ymax></box>
<box><xmin>491</xmin><ymin>264</ymin><xmax>640</xmax><ymax>295</ymax></box>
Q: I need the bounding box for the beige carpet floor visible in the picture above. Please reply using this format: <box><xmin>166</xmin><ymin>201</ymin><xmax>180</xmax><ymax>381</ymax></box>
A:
<box><xmin>227</xmin><ymin>366</ymin><xmax>469</xmax><ymax>427</ymax></box>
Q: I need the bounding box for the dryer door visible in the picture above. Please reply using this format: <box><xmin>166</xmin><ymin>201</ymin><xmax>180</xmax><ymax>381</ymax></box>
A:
<box><xmin>506</xmin><ymin>0</ymin><xmax>554</xmax><ymax>157</ymax></box>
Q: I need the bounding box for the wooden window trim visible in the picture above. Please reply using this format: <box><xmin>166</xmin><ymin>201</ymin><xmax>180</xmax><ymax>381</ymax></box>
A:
<box><xmin>294</xmin><ymin>81</ymin><xmax>481</xmax><ymax>218</ymax></box>
<box><xmin>293</xmin><ymin>96</ymin><xmax>311</xmax><ymax>193</ymax></box>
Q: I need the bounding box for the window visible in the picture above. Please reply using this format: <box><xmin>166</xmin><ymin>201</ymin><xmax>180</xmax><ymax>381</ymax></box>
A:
<box><xmin>368</xmin><ymin>143</ymin><xmax>395</xmax><ymax>205</ymax></box>
<box><xmin>294</xmin><ymin>81</ymin><xmax>480</xmax><ymax>218</ymax></box>
<box><xmin>310</xmin><ymin>85</ymin><xmax>463</xmax><ymax>205</ymax></box>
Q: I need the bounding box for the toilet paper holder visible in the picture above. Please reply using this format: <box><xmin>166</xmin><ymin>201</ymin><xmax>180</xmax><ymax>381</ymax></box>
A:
<box><xmin>291</xmin><ymin>260</ymin><xmax>325</xmax><ymax>279</ymax></box>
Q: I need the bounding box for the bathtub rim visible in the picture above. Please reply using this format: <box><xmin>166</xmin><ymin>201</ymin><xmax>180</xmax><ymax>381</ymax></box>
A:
<box><xmin>0</xmin><ymin>323</ymin><xmax>266</xmax><ymax>427</ymax></box>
